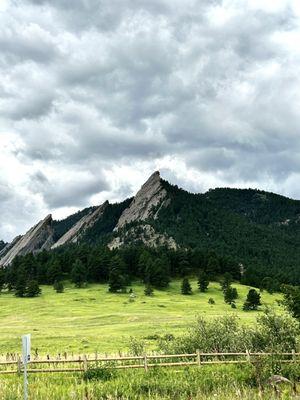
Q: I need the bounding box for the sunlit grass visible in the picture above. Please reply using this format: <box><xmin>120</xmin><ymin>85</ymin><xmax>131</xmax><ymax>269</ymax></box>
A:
<box><xmin>0</xmin><ymin>280</ymin><xmax>281</xmax><ymax>355</ymax></box>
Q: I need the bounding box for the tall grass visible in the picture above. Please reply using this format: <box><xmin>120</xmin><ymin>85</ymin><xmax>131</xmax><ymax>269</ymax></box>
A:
<box><xmin>0</xmin><ymin>364</ymin><xmax>298</xmax><ymax>399</ymax></box>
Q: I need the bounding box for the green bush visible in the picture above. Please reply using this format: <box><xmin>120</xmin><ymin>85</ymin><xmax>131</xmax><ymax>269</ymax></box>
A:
<box><xmin>83</xmin><ymin>362</ymin><xmax>116</xmax><ymax>381</ymax></box>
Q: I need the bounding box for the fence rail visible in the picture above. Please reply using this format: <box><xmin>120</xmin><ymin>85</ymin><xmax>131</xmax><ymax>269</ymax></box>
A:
<box><xmin>0</xmin><ymin>351</ymin><xmax>299</xmax><ymax>375</ymax></box>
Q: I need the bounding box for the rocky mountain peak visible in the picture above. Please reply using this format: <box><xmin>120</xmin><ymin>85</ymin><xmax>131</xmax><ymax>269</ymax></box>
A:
<box><xmin>52</xmin><ymin>201</ymin><xmax>109</xmax><ymax>249</ymax></box>
<box><xmin>115</xmin><ymin>170</ymin><xmax>167</xmax><ymax>229</ymax></box>
<box><xmin>0</xmin><ymin>214</ymin><xmax>54</xmax><ymax>267</ymax></box>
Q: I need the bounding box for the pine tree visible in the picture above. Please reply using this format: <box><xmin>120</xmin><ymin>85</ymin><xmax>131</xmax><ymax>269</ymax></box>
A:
<box><xmin>243</xmin><ymin>289</ymin><xmax>261</xmax><ymax>310</ymax></box>
<box><xmin>178</xmin><ymin>251</ymin><xmax>191</xmax><ymax>277</ymax></box>
<box><xmin>15</xmin><ymin>267</ymin><xmax>27</xmax><ymax>297</ymax></box>
<box><xmin>224</xmin><ymin>286</ymin><xmax>238</xmax><ymax>304</ymax></box>
<box><xmin>71</xmin><ymin>259</ymin><xmax>87</xmax><ymax>288</ymax></box>
<box><xmin>181</xmin><ymin>277</ymin><xmax>192</xmax><ymax>295</ymax></box>
<box><xmin>144</xmin><ymin>257</ymin><xmax>170</xmax><ymax>289</ymax></box>
<box><xmin>53</xmin><ymin>280</ymin><xmax>64</xmax><ymax>293</ymax></box>
<box><xmin>198</xmin><ymin>269</ymin><xmax>209</xmax><ymax>292</ymax></box>
<box><xmin>26</xmin><ymin>280</ymin><xmax>41</xmax><ymax>297</ymax></box>
<box><xmin>144</xmin><ymin>283</ymin><xmax>154</xmax><ymax>296</ymax></box>
<box><xmin>47</xmin><ymin>258</ymin><xmax>63</xmax><ymax>284</ymax></box>
<box><xmin>108</xmin><ymin>256</ymin><xmax>127</xmax><ymax>293</ymax></box>
<box><xmin>220</xmin><ymin>272</ymin><xmax>233</xmax><ymax>293</ymax></box>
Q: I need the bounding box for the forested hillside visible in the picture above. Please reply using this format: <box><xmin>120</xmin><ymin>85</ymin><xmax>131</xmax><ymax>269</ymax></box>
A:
<box><xmin>3</xmin><ymin>172</ymin><xmax>300</xmax><ymax>289</ymax></box>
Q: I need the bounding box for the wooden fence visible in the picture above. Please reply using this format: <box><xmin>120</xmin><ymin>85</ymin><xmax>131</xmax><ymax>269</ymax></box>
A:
<box><xmin>0</xmin><ymin>351</ymin><xmax>299</xmax><ymax>375</ymax></box>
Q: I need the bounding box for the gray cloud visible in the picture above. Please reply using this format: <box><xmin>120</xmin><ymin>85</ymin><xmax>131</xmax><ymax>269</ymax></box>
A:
<box><xmin>0</xmin><ymin>0</ymin><xmax>300</xmax><ymax>240</ymax></box>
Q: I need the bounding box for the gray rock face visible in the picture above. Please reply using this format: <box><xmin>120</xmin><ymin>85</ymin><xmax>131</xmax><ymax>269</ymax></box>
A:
<box><xmin>0</xmin><ymin>215</ymin><xmax>54</xmax><ymax>267</ymax></box>
<box><xmin>0</xmin><ymin>236</ymin><xmax>22</xmax><ymax>259</ymax></box>
<box><xmin>109</xmin><ymin>224</ymin><xmax>177</xmax><ymax>250</ymax></box>
<box><xmin>116</xmin><ymin>171</ymin><xmax>167</xmax><ymax>229</ymax></box>
<box><xmin>51</xmin><ymin>201</ymin><xmax>109</xmax><ymax>249</ymax></box>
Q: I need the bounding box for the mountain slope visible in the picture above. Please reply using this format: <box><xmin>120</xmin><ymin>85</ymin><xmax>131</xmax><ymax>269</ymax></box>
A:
<box><xmin>2</xmin><ymin>170</ymin><xmax>300</xmax><ymax>287</ymax></box>
<box><xmin>0</xmin><ymin>215</ymin><xmax>54</xmax><ymax>267</ymax></box>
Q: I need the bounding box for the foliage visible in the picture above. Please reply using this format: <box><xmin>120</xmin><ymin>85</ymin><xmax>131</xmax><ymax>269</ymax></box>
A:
<box><xmin>144</xmin><ymin>283</ymin><xmax>154</xmax><ymax>296</ymax></box>
<box><xmin>243</xmin><ymin>289</ymin><xmax>261</xmax><ymax>311</ymax></box>
<box><xmin>83</xmin><ymin>362</ymin><xmax>116</xmax><ymax>381</ymax></box>
<box><xmin>26</xmin><ymin>280</ymin><xmax>41</xmax><ymax>297</ymax></box>
<box><xmin>158</xmin><ymin>311</ymin><xmax>300</xmax><ymax>354</ymax></box>
<box><xmin>108</xmin><ymin>255</ymin><xmax>127</xmax><ymax>293</ymax></box>
<box><xmin>197</xmin><ymin>270</ymin><xmax>209</xmax><ymax>292</ymax></box>
<box><xmin>71</xmin><ymin>259</ymin><xmax>87</xmax><ymax>288</ymax></box>
<box><xmin>224</xmin><ymin>286</ymin><xmax>238</xmax><ymax>304</ymax></box>
<box><xmin>281</xmin><ymin>284</ymin><xmax>300</xmax><ymax>320</ymax></box>
<box><xmin>181</xmin><ymin>277</ymin><xmax>192</xmax><ymax>295</ymax></box>
<box><xmin>53</xmin><ymin>281</ymin><xmax>64</xmax><ymax>293</ymax></box>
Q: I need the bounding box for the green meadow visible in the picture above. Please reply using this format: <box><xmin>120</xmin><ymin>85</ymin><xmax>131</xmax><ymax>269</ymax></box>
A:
<box><xmin>0</xmin><ymin>280</ymin><xmax>281</xmax><ymax>355</ymax></box>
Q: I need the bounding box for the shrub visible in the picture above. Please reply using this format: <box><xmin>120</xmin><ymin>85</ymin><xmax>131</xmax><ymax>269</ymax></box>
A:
<box><xmin>208</xmin><ymin>298</ymin><xmax>215</xmax><ymax>305</ymax></box>
<box><xmin>83</xmin><ymin>363</ymin><xmax>116</xmax><ymax>381</ymax></box>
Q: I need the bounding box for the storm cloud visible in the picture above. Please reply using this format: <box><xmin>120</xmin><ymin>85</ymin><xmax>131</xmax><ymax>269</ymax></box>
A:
<box><xmin>0</xmin><ymin>0</ymin><xmax>300</xmax><ymax>240</ymax></box>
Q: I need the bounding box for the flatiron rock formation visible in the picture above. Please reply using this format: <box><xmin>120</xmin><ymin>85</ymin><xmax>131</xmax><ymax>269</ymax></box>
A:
<box><xmin>116</xmin><ymin>171</ymin><xmax>167</xmax><ymax>229</ymax></box>
<box><xmin>0</xmin><ymin>215</ymin><xmax>54</xmax><ymax>267</ymax></box>
<box><xmin>52</xmin><ymin>201</ymin><xmax>109</xmax><ymax>249</ymax></box>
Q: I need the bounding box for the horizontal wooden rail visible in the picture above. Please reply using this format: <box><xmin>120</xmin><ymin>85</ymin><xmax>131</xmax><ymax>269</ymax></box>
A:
<box><xmin>0</xmin><ymin>351</ymin><xmax>299</xmax><ymax>375</ymax></box>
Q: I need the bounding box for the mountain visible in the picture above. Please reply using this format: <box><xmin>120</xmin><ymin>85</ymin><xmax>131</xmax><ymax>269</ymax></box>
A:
<box><xmin>2</xmin><ymin>171</ymin><xmax>300</xmax><ymax>285</ymax></box>
<box><xmin>0</xmin><ymin>215</ymin><xmax>54</xmax><ymax>267</ymax></box>
<box><xmin>0</xmin><ymin>240</ymin><xmax>7</xmax><ymax>253</ymax></box>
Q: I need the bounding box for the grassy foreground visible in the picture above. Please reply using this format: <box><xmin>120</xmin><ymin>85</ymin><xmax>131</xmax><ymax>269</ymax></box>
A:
<box><xmin>0</xmin><ymin>280</ymin><xmax>281</xmax><ymax>355</ymax></box>
<box><xmin>0</xmin><ymin>365</ymin><xmax>298</xmax><ymax>400</ymax></box>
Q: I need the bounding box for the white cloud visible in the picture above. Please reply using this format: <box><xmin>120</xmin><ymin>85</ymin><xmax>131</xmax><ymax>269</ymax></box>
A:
<box><xmin>0</xmin><ymin>0</ymin><xmax>299</xmax><ymax>240</ymax></box>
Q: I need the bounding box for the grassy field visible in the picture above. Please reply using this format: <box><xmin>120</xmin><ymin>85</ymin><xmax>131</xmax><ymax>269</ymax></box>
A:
<box><xmin>0</xmin><ymin>365</ymin><xmax>299</xmax><ymax>400</ymax></box>
<box><xmin>0</xmin><ymin>280</ymin><xmax>281</xmax><ymax>355</ymax></box>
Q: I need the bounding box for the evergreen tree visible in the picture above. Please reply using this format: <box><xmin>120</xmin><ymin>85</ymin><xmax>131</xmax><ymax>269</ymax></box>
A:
<box><xmin>144</xmin><ymin>257</ymin><xmax>170</xmax><ymax>289</ymax></box>
<box><xmin>181</xmin><ymin>277</ymin><xmax>192</xmax><ymax>295</ymax></box>
<box><xmin>138</xmin><ymin>249</ymin><xmax>152</xmax><ymax>279</ymax></box>
<box><xmin>198</xmin><ymin>269</ymin><xmax>209</xmax><ymax>292</ymax></box>
<box><xmin>261</xmin><ymin>277</ymin><xmax>277</xmax><ymax>294</ymax></box>
<box><xmin>178</xmin><ymin>251</ymin><xmax>191</xmax><ymax>277</ymax></box>
<box><xmin>15</xmin><ymin>267</ymin><xmax>27</xmax><ymax>297</ymax></box>
<box><xmin>281</xmin><ymin>284</ymin><xmax>300</xmax><ymax>320</ymax></box>
<box><xmin>108</xmin><ymin>255</ymin><xmax>127</xmax><ymax>293</ymax></box>
<box><xmin>47</xmin><ymin>258</ymin><xmax>63</xmax><ymax>284</ymax></box>
<box><xmin>26</xmin><ymin>280</ymin><xmax>41</xmax><ymax>297</ymax></box>
<box><xmin>53</xmin><ymin>280</ymin><xmax>64</xmax><ymax>293</ymax></box>
<box><xmin>243</xmin><ymin>289</ymin><xmax>261</xmax><ymax>310</ymax></box>
<box><xmin>220</xmin><ymin>272</ymin><xmax>233</xmax><ymax>293</ymax></box>
<box><xmin>224</xmin><ymin>286</ymin><xmax>238</xmax><ymax>304</ymax></box>
<box><xmin>144</xmin><ymin>283</ymin><xmax>154</xmax><ymax>296</ymax></box>
<box><xmin>207</xmin><ymin>256</ymin><xmax>220</xmax><ymax>278</ymax></box>
<box><xmin>71</xmin><ymin>259</ymin><xmax>87</xmax><ymax>288</ymax></box>
<box><xmin>0</xmin><ymin>269</ymin><xmax>5</xmax><ymax>292</ymax></box>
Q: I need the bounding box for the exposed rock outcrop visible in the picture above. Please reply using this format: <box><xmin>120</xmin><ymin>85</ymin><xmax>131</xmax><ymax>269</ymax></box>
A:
<box><xmin>51</xmin><ymin>201</ymin><xmax>109</xmax><ymax>249</ymax></box>
<box><xmin>0</xmin><ymin>236</ymin><xmax>21</xmax><ymax>259</ymax></box>
<box><xmin>0</xmin><ymin>215</ymin><xmax>54</xmax><ymax>267</ymax></box>
<box><xmin>116</xmin><ymin>171</ymin><xmax>168</xmax><ymax>229</ymax></box>
<box><xmin>109</xmin><ymin>224</ymin><xmax>177</xmax><ymax>250</ymax></box>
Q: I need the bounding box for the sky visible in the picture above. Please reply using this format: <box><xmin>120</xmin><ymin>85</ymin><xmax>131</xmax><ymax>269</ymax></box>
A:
<box><xmin>0</xmin><ymin>0</ymin><xmax>300</xmax><ymax>241</ymax></box>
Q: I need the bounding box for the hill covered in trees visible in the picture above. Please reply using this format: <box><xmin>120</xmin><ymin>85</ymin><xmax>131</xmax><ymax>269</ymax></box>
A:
<box><xmin>2</xmin><ymin>171</ymin><xmax>300</xmax><ymax>288</ymax></box>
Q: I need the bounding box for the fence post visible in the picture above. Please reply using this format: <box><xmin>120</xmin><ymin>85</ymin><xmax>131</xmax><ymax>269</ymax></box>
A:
<box><xmin>246</xmin><ymin>349</ymin><xmax>251</xmax><ymax>363</ymax></box>
<box><xmin>196</xmin><ymin>349</ymin><xmax>201</xmax><ymax>366</ymax></box>
<box><xmin>83</xmin><ymin>355</ymin><xmax>88</xmax><ymax>372</ymax></box>
<box><xmin>17</xmin><ymin>356</ymin><xmax>22</xmax><ymax>374</ymax></box>
<box><xmin>144</xmin><ymin>354</ymin><xmax>148</xmax><ymax>372</ymax></box>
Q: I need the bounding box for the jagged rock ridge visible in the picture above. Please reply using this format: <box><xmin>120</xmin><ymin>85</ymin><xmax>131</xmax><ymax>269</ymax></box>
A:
<box><xmin>52</xmin><ymin>201</ymin><xmax>109</xmax><ymax>249</ymax></box>
<box><xmin>110</xmin><ymin>171</ymin><xmax>176</xmax><ymax>249</ymax></box>
<box><xmin>0</xmin><ymin>215</ymin><xmax>54</xmax><ymax>267</ymax></box>
<box><xmin>116</xmin><ymin>171</ymin><xmax>168</xmax><ymax>228</ymax></box>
